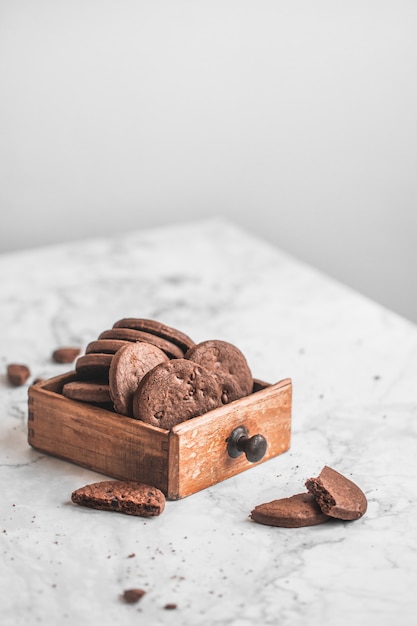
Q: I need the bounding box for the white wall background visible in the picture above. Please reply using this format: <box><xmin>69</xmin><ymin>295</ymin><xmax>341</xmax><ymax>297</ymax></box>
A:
<box><xmin>1</xmin><ymin>0</ymin><xmax>417</xmax><ymax>323</ymax></box>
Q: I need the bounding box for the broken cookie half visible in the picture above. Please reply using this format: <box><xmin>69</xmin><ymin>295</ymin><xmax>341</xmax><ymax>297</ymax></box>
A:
<box><xmin>305</xmin><ymin>465</ymin><xmax>367</xmax><ymax>521</ymax></box>
<box><xmin>251</xmin><ymin>466</ymin><xmax>367</xmax><ymax>528</ymax></box>
<box><xmin>71</xmin><ymin>480</ymin><xmax>165</xmax><ymax>517</ymax></box>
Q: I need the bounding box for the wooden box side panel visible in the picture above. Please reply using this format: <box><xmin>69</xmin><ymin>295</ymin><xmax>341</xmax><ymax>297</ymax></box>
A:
<box><xmin>28</xmin><ymin>377</ymin><xmax>170</xmax><ymax>493</ymax></box>
<box><xmin>168</xmin><ymin>379</ymin><xmax>292</xmax><ymax>499</ymax></box>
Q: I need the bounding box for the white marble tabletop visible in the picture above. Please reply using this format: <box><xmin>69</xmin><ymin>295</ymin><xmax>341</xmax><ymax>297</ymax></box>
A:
<box><xmin>1</xmin><ymin>218</ymin><xmax>416</xmax><ymax>626</ymax></box>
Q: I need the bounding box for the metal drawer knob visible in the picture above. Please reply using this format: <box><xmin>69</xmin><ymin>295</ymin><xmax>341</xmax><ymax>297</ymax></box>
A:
<box><xmin>226</xmin><ymin>425</ymin><xmax>267</xmax><ymax>463</ymax></box>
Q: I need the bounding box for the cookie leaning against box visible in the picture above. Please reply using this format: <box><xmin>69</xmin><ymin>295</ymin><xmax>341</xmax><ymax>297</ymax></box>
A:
<box><xmin>132</xmin><ymin>358</ymin><xmax>224</xmax><ymax>429</ymax></box>
<box><xmin>185</xmin><ymin>339</ymin><xmax>253</xmax><ymax>399</ymax></box>
<box><xmin>108</xmin><ymin>341</ymin><xmax>168</xmax><ymax>416</ymax></box>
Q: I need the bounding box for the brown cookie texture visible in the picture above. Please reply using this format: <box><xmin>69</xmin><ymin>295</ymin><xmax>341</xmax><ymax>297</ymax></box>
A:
<box><xmin>185</xmin><ymin>339</ymin><xmax>253</xmax><ymax>397</ymax></box>
<box><xmin>85</xmin><ymin>339</ymin><xmax>131</xmax><ymax>354</ymax></box>
<box><xmin>7</xmin><ymin>363</ymin><xmax>31</xmax><ymax>386</ymax></box>
<box><xmin>109</xmin><ymin>341</ymin><xmax>168</xmax><ymax>416</ymax></box>
<box><xmin>52</xmin><ymin>347</ymin><xmax>81</xmax><ymax>363</ymax></box>
<box><xmin>250</xmin><ymin>493</ymin><xmax>331</xmax><ymax>528</ymax></box>
<box><xmin>305</xmin><ymin>466</ymin><xmax>367</xmax><ymax>521</ymax></box>
<box><xmin>98</xmin><ymin>328</ymin><xmax>184</xmax><ymax>359</ymax></box>
<box><xmin>71</xmin><ymin>480</ymin><xmax>165</xmax><ymax>517</ymax></box>
<box><xmin>62</xmin><ymin>381</ymin><xmax>112</xmax><ymax>404</ymax></box>
<box><xmin>113</xmin><ymin>318</ymin><xmax>196</xmax><ymax>353</ymax></box>
<box><xmin>132</xmin><ymin>358</ymin><xmax>223</xmax><ymax>429</ymax></box>
<box><xmin>213</xmin><ymin>371</ymin><xmax>246</xmax><ymax>404</ymax></box>
<box><xmin>75</xmin><ymin>353</ymin><xmax>113</xmax><ymax>381</ymax></box>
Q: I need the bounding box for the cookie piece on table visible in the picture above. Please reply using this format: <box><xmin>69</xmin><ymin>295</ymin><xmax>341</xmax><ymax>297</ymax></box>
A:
<box><xmin>52</xmin><ymin>347</ymin><xmax>81</xmax><ymax>363</ymax></box>
<box><xmin>109</xmin><ymin>341</ymin><xmax>168</xmax><ymax>416</ymax></box>
<box><xmin>132</xmin><ymin>358</ymin><xmax>223</xmax><ymax>429</ymax></box>
<box><xmin>71</xmin><ymin>480</ymin><xmax>165</xmax><ymax>517</ymax></box>
<box><xmin>7</xmin><ymin>363</ymin><xmax>31</xmax><ymax>386</ymax></box>
<box><xmin>98</xmin><ymin>328</ymin><xmax>184</xmax><ymax>359</ymax></box>
<box><xmin>185</xmin><ymin>339</ymin><xmax>253</xmax><ymax>398</ymax></box>
<box><xmin>122</xmin><ymin>589</ymin><xmax>146</xmax><ymax>604</ymax></box>
<box><xmin>250</xmin><ymin>493</ymin><xmax>330</xmax><ymax>528</ymax></box>
<box><xmin>75</xmin><ymin>353</ymin><xmax>113</xmax><ymax>381</ymax></box>
<box><xmin>305</xmin><ymin>466</ymin><xmax>367</xmax><ymax>520</ymax></box>
<box><xmin>112</xmin><ymin>318</ymin><xmax>195</xmax><ymax>353</ymax></box>
<box><xmin>85</xmin><ymin>339</ymin><xmax>131</xmax><ymax>354</ymax></box>
<box><xmin>62</xmin><ymin>380</ymin><xmax>112</xmax><ymax>404</ymax></box>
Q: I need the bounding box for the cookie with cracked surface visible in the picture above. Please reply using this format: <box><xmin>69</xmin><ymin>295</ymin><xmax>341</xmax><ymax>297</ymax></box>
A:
<box><xmin>113</xmin><ymin>317</ymin><xmax>195</xmax><ymax>353</ymax></box>
<box><xmin>98</xmin><ymin>328</ymin><xmax>184</xmax><ymax>359</ymax></box>
<box><xmin>250</xmin><ymin>493</ymin><xmax>330</xmax><ymax>528</ymax></box>
<box><xmin>185</xmin><ymin>339</ymin><xmax>253</xmax><ymax>398</ymax></box>
<box><xmin>71</xmin><ymin>480</ymin><xmax>165</xmax><ymax>517</ymax></box>
<box><xmin>132</xmin><ymin>358</ymin><xmax>223</xmax><ymax>429</ymax></box>
<box><xmin>109</xmin><ymin>341</ymin><xmax>168</xmax><ymax>416</ymax></box>
<box><xmin>305</xmin><ymin>466</ymin><xmax>367</xmax><ymax>520</ymax></box>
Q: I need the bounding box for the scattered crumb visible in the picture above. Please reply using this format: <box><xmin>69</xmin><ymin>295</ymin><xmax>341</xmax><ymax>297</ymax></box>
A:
<box><xmin>52</xmin><ymin>347</ymin><xmax>81</xmax><ymax>364</ymax></box>
<box><xmin>7</xmin><ymin>363</ymin><xmax>31</xmax><ymax>386</ymax></box>
<box><xmin>164</xmin><ymin>603</ymin><xmax>177</xmax><ymax>610</ymax></box>
<box><xmin>122</xmin><ymin>589</ymin><xmax>146</xmax><ymax>604</ymax></box>
<box><xmin>127</xmin><ymin>553</ymin><xmax>136</xmax><ymax>558</ymax></box>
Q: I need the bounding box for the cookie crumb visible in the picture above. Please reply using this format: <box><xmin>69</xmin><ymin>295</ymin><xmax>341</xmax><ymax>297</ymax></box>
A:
<box><xmin>164</xmin><ymin>603</ymin><xmax>177</xmax><ymax>610</ymax></box>
<box><xmin>52</xmin><ymin>347</ymin><xmax>81</xmax><ymax>364</ymax></box>
<box><xmin>122</xmin><ymin>589</ymin><xmax>146</xmax><ymax>604</ymax></box>
<box><xmin>7</xmin><ymin>363</ymin><xmax>31</xmax><ymax>386</ymax></box>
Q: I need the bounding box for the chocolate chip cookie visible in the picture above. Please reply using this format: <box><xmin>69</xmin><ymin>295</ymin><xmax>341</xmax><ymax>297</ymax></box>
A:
<box><xmin>132</xmin><ymin>358</ymin><xmax>223</xmax><ymax>429</ymax></box>
<box><xmin>185</xmin><ymin>339</ymin><xmax>253</xmax><ymax>398</ymax></box>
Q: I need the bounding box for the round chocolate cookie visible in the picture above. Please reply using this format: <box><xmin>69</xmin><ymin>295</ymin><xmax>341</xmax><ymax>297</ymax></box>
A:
<box><xmin>85</xmin><ymin>339</ymin><xmax>131</xmax><ymax>354</ymax></box>
<box><xmin>109</xmin><ymin>341</ymin><xmax>168</xmax><ymax>416</ymax></box>
<box><xmin>75</xmin><ymin>353</ymin><xmax>113</xmax><ymax>381</ymax></box>
<box><xmin>185</xmin><ymin>339</ymin><xmax>253</xmax><ymax>397</ymax></box>
<box><xmin>98</xmin><ymin>328</ymin><xmax>184</xmax><ymax>359</ymax></box>
<box><xmin>62</xmin><ymin>381</ymin><xmax>112</xmax><ymax>404</ymax></box>
<box><xmin>132</xmin><ymin>358</ymin><xmax>223</xmax><ymax>429</ymax></box>
<box><xmin>112</xmin><ymin>318</ymin><xmax>195</xmax><ymax>353</ymax></box>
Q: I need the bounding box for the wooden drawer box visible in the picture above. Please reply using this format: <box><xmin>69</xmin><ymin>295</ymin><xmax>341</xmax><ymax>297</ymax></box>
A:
<box><xmin>28</xmin><ymin>374</ymin><xmax>292</xmax><ymax>500</ymax></box>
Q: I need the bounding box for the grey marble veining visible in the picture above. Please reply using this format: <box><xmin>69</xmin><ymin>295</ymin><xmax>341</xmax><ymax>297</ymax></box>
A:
<box><xmin>1</xmin><ymin>217</ymin><xmax>417</xmax><ymax>625</ymax></box>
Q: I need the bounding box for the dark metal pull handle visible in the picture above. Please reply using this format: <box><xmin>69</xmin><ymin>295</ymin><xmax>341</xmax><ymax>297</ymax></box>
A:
<box><xmin>226</xmin><ymin>425</ymin><xmax>267</xmax><ymax>463</ymax></box>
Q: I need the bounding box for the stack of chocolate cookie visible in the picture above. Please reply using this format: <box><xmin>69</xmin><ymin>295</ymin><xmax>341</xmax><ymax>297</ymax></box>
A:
<box><xmin>62</xmin><ymin>318</ymin><xmax>253</xmax><ymax>430</ymax></box>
